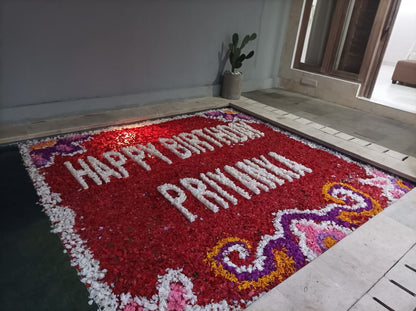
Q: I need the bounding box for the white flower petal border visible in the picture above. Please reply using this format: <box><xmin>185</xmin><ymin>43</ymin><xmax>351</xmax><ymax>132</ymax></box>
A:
<box><xmin>18</xmin><ymin>108</ymin><xmax>409</xmax><ymax>311</ymax></box>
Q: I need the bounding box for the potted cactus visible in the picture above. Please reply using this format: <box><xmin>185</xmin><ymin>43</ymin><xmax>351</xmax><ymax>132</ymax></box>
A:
<box><xmin>221</xmin><ymin>32</ymin><xmax>257</xmax><ymax>100</ymax></box>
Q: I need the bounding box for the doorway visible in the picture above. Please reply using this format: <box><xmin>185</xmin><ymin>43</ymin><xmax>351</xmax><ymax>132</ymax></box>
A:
<box><xmin>370</xmin><ymin>0</ymin><xmax>416</xmax><ymax>113</ymax></box>
<box><xmin>294</xmin><ymin>0</ymin><xmax>402</xmax><ymax>99</ymax></box>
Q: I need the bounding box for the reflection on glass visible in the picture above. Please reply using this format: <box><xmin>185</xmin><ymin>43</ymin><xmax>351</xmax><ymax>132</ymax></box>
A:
<box><xmin>300</xmin><ymin>0</ymin><xmax>336</xmax><ymax>66</ymax></box>
<box><xmin>300</xmin><ymin>0</ymin><xmax>317</xmax><ymax>63</ymax></box>
<box><xmin>335</xmin><ymin>0</ymin><xmax>380</xmax><ymax>74</ymax></box>
<box><xmin>334</xmin><ymin>0</ymin><xmax>356</xmax><ymax>70</ymax></box>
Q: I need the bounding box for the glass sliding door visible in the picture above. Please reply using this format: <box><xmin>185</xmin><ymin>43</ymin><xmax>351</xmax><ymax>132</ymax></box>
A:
<box><xmin>294</xmin><ymin>0</ymin><xmax>388</xmax><ymax>86</ymax></box>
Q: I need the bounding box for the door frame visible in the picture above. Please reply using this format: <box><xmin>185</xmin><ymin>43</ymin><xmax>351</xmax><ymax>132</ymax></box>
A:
<box><xmin>359</xmin><ymin>0</ymin><xmax>401</xmax><ymax>97</ymax></box>
<box><xmin>293</xmin><ymin>0</ymin><xmax>402</xmax><ymax>98</ymax></box>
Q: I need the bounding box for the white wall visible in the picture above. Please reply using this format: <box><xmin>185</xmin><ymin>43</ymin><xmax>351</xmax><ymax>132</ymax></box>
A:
<box><xmin>383</xmin><ymin>0</ymin><xmax>416</xmax><ymax>65</ymax></box>
<box><xmin>0</xmin><ymin>0</ymin><xmax>291</xmax><ymax>123</ymax></box>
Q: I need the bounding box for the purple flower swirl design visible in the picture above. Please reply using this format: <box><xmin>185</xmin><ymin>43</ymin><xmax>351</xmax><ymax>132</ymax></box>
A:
<box><xmin>206</xmin><ymin>182</ymin><xmax>380</xmax><ymax>290</ymax></box>
<box><xmin>204</xmin><ymin>110</ymin><xmax>251</xmax><ymax>121</ymax></box>
<box><xmin>29</xmin><ymin>134</ymin><xmax>92</xmax><ymax>168</ymax></box>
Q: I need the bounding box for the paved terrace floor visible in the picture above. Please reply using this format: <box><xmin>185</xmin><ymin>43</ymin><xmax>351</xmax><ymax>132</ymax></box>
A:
<box><xmin>1</xmin><ymin>88</ymin><xmax>415</xmax><ymax>311</ymax></box>
<box><xmin>243</xmin><ymin>88</ymin><xmax>416</xmax><ymax>157</ymax></box>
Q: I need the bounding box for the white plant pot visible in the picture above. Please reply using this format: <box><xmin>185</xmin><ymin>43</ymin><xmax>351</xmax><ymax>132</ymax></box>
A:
<box><xmin>221</xmin><ymin>71</ymin><xmax>242</xmax><ymax>100</ymax></box>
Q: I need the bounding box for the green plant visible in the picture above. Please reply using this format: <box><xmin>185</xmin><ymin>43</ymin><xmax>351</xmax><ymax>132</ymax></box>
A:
<box><xmin>228</xmin><ymin>32</ymin><xmax>257</xmax><ymax>73</ymax></box>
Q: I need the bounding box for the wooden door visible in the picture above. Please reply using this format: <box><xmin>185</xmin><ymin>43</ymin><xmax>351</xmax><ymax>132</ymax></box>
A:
<box><xmin>294</xmin><ymin>0</ymin><xmax>401</xmax><ymax>98</ymax></box>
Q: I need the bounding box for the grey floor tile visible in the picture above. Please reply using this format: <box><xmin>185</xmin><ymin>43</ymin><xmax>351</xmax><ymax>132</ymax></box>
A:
<box><xmin>321</xmin><ymin>127</ymin><xmax>340</xmax><ymax>135</ymax></box>
<box><xmin>366</xmin><ymin>143</ymin><xmax>389</xmax><ymax>153</ymax></box>
<box><xmin>271</xmin><ymin>109</ymin><xmax>289</xmax><ymax>115</ymax></box>
<box><xmin>309</xmin><ymin>122</ymin><xmax>326</xmax><ymax>130</ymax></box>
<box><xmin>323</xmin><ymin>214</ymin><xmax>416</xmax><ymax>275</ymax></box>
<box><xmin>349</xmin><ymin>294</ymin><xmax>394</xmax><ymax>311</ymax></box>
<box><xmin>367</xmin><ymin>277</ymin><xmax>416</xmax><ymax>311</ymax></box>
<box><xmin>284</xmin><ymin>113</ymin><xmax>300</xmax><ymax>120</ymax></box>
<box><xmin>382</xmin><ymin>190</ymin><xmax>416</xmax><ymax>230</ymax></box>
<box><xmin>350</xmin><ymin>138</ymin><xmax>371</xmax><ymax>146</ymax></box>
<box><xmin>244</xmin><ymin>89</ymin><xmax>416</xmax><ymax>158</ymax></box>
<box><xmin>275</xmin><ymin>256</ymin><xmax>360</xmax><ymax>311</ymax></box>
<box><xmin>385</xmin><ymin>149</ymin><xmax>408</xmax><ymax>160</ymax></box>
<box><xmin>335</xmin><ymin>132</ymin><xmax>354</xmax><ymax>140</ymax></box>
<box><xmin>295</xmin><ymin>117</ymin><xmax>312</xmax><ymax>125</ymax></box>
<box><xmin>386</xmin><ymin>262</ymin><xmax>416</xmax><ymax>295</ymax></box>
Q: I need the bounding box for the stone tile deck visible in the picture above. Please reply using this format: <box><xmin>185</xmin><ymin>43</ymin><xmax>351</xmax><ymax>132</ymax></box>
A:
<box><xmin>1</xmin><ymin>94</ymin><xmax>415</xmax><ymax>311</ymax></box>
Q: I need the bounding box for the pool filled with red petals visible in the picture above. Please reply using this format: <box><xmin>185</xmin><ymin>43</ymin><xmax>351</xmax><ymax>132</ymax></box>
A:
<box><xmin>19</xmin><ymin>109</ymin><xmax>413</xmax><ymax>310</ymax></box>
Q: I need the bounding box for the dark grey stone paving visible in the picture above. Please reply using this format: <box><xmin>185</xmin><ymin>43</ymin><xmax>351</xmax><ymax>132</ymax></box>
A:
<box><xmin>244</xmin><ymin>88</ymin><xmax>416</xmax><ymax>157</ymax></box>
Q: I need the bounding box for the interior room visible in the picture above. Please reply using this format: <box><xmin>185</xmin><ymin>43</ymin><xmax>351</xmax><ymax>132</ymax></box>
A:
<box><xmin>371</xmin><ymin>0</ymin><xmax>416</xmax><ymax>113</ymax></box>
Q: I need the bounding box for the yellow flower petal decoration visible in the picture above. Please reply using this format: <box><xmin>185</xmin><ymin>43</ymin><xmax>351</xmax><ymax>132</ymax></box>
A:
<box><xmin>323</xmin><ymin>182</ymin><xmax>382</xmax><ymax>225</ymax></box>
<box><xmin>397</xmin><ymin>179</ymin><xmax>412</xmax><ymax>191</ymax></box>
<box><xmin>206</xmin><ymin>237</ymin><xmax>296</xmax><ymax>290</ymax></box>
<box><xmin>30</xmin><ymin>139</ymin><xmax>56</xmax><ymax>151</ymax></box>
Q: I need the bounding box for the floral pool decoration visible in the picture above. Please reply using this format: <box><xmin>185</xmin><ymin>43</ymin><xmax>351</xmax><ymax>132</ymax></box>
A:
<box><xmin>19</xmin><ymin>108</ymin><xmax>413</xmax><ymax>311</ymax></box>
<box><xmin>29</xmin><ymin>134</ymin><xmax>92</xmax><ymax>168</ymax></box>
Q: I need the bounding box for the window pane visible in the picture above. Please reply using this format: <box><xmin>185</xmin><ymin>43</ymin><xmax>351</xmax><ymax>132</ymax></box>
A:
<box><xmin>301</xmin><ymin>0</ymin><xmax>336</xmax><ymax>66</ymax></box>
<box><xmin>335</xmin><ymin>0</ymin><xmax>380</xmax><ymax>73</ymax></box>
